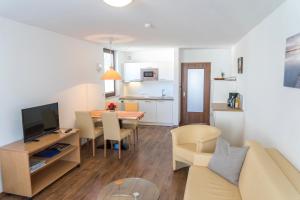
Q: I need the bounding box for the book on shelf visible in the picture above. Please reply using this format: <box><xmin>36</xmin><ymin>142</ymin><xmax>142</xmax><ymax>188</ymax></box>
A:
<box><xmin>30</xmin><ymin>158</ymin><xmax>46</xmax><ymax>173</ymax></box>
<box><xmin>33</xmin><ymin>143</ymin><xmax>71</xmax><ymax>158</ymax></box>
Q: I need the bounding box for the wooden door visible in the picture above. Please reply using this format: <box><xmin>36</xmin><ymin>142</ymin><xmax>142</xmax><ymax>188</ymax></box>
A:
<box><xmin>181</xmin><ymin>63</ymin><xmax>211</xmax><ymax>125</ymax></box>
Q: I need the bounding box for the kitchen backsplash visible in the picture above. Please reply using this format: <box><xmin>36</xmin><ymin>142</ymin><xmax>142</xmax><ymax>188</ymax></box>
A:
<box><xmin>123</xmin><ymin>81</ymin><xmax>174</xmax><ymax>97</ymax></box>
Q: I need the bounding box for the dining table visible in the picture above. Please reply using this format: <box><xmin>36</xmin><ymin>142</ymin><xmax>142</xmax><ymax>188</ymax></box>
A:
<box><xmin>90</xmin><ymin>110</ymin><xmax>145</xmax><ymax>121</ymax></box>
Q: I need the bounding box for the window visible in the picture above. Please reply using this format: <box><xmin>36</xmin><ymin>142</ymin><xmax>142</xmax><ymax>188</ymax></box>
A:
<box><xmin>103</xmin><ymin>48</ymin><xmax>115</xmax><ymax>97</ymax></box>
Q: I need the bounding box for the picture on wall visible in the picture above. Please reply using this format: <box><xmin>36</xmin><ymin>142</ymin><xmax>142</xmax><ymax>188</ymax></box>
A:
<box><xmin>284</xmin><ymin>32</ymin><xmax>300</xmax><ymax>89</ymax></box>
<box><xmin>238</xmin><ymin>57</ymin><xmax>243</xmax><ymax>74</ymax></box>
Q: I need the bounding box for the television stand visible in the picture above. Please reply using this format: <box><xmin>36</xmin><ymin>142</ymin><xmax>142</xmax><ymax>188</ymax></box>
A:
<box><xmin>0</xmin><ymin>129</ymin><xmax>80</xmax><ymax>198</ymax></box>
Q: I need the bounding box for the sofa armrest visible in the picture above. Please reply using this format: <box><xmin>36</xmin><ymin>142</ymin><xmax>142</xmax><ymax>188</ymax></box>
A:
<box><xmin>193</xmin><ymin>153</ymin><xmax>213</xmax><ymax>167</ymax></box>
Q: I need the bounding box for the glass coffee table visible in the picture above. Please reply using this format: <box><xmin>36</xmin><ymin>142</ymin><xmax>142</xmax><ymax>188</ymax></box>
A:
<box><xmin>98</xmin><ymin>178</ymin><xmax>160</xmax><ymax>200</ymax></box>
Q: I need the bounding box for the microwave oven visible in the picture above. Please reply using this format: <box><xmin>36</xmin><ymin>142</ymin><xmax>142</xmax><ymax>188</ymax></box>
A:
<box><xmin>141</xmin><ymin>68</ymin><xmax>159</xmax><ymax>81</ymax></box>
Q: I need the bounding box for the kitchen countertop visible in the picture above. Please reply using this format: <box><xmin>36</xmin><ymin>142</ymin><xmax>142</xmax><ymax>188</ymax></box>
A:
<box><xmin>119</xmin><ymin>96</ymin><xmax>174</xmax><ymax>101</ymax></box>
<box><xmin>212</xmin><ymin>103</ymin><xmax>243</xmax><ymax>112</ymax></box>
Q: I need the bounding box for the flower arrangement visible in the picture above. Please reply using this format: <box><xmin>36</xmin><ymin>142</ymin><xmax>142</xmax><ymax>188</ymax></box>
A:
<box><xmin>107</xmin><ymin>102</ymin><xmax>117</xmax><ymax>111</ymax></box>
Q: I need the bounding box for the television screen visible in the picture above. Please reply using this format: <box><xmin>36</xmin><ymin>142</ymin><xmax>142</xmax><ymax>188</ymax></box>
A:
<box><xmin>22</xmin><ymin>103</ymin><xmax>59</xmax><ymax>142</ymax></box>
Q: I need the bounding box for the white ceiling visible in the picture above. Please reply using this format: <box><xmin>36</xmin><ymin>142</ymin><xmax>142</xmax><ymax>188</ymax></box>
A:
<box><xmin>0</xmin><ymin>0</ymin><xmax>285</xmax><ymax>48</ymax></box>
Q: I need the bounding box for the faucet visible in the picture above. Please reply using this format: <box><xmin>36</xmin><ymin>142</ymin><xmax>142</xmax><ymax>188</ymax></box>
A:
<box><xmin>161</xmin><ymin>89</ymin><xmax>166</xmax><ymax>97</ymax></box>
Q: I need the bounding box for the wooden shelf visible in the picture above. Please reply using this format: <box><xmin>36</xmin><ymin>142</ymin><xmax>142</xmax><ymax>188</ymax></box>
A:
<box><xmin>0</xmin><ymin>130</ymin><xmax>80</xmax><ymax>198</ymax></box>
<box><xmin>30</xmin><ymin>145</ymin><xmax>77</xmax><ymax>175</ymax></box>
<box><xmin>212</xmin><ymin>103</ymin><xmax>243</xmax><ymax>112</ymax></box>
<box><xmin>31</xmin><ymin>160</ymin><xmax>78</xmax><ymax>195</ymax></box>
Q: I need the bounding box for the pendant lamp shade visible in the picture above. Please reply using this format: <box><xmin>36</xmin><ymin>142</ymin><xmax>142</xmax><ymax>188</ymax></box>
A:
<box><xmin>101</xmin><ymin>67</ymin><xmax>122</xmax><ymax>80</ymax></box>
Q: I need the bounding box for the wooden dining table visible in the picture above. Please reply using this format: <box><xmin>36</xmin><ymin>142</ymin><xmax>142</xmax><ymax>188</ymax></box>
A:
<box><xmin>90</xmin><ymin>110</ymin><xmax>145</xmax><ymax>121</ymax></box>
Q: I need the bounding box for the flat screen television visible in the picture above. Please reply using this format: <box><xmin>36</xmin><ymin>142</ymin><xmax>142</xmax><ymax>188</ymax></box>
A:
<box><xmin>22</xmin><ymin>103</ymin><xmax>59</xmax><ymax>142</ymax></box>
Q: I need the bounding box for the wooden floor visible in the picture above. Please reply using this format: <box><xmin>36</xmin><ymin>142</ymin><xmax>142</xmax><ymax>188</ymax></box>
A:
<box><xmin>1</xmin><ymin>126</ymin><xmax>188</xmax><ymax>200</ymax></box>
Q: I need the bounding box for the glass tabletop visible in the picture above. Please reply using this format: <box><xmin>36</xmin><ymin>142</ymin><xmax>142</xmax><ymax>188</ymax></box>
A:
<box><xmin>98</xmin><ymin>178</ymin><xmax>160</xmax><ymax>200</ymax></box>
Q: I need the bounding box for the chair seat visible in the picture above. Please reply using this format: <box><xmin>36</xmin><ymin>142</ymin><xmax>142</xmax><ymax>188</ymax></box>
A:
<box><xmin>94</xmin><ymin>127</ymin><xmax>103</xmax><ymax>137</ymax></box>
<box><xmin>120</xmin><ymin>128</ymin><xmax>132</xmax><ymax>139</ymax></box>
<box><xmin>184</xmin><ymin>166</ymin><xmax>242</xmax><ymax>200</ymax></box>
<box><xmin>122</xmin><ymin>120</ymin><xmax>138</xmax><ymax>129</ymax></box>
<box><xmin>122</xmin><ymin>123</ymin><xmax>138</xmax><ymax>129</ymax></box>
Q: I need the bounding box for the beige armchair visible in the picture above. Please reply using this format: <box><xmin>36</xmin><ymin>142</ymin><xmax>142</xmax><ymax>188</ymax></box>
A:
<box><xmin>102</xmin><ymin>112</ymin><xmax>133</xmax><ymax>159</ymax></box>
<box><xmin>171</xmin><ymin>125</ymin><xmax>221</xmax><ymax>171</ymax></box>
<box><xmin>75</xmin><ymin>111</ymin><xmax>103</xmax><ymax>157</ymax></box>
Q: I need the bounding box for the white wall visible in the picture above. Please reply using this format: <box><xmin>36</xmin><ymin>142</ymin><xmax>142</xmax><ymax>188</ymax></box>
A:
<box><xmin>233</xmin><ymin>0</ymin><xmax>300</xmax><ymax>169</ymax></box>
<box><xmin>0</xmin><ymin>17</ymin><xmax>105</xmax><ymax>190</ymax></box>
<box><xmin>179</xmin><ymin>48</ymin><xmax>236</xmax><ymax>102</ymax></box>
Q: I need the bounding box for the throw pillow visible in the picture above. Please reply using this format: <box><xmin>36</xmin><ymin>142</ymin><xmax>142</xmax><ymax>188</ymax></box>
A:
<box><xmin>208</xmin><ymin>137</ymin><xmax>248</xmax><ymax>185</ymax></box>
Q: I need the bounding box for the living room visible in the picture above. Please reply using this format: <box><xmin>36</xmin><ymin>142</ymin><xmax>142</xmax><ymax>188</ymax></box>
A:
<box><xmin>0</xmin><ymin>0</ymin><xmax>300</xmax><ymax>200</ymax></box>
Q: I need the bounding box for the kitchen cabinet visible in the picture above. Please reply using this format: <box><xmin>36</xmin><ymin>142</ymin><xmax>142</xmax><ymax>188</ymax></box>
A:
<box><xmin>156</xmin><ymin>101</ymin><xmax>173</xmax><ymax>123</ymax></box>
<box><xmin>123</xmin><ymin>63</ymin><xmax>142</xmax><ymax>82</ymax></box>
<box><xmin>139</xmin><ymin>100</ymin><xmax>157</xmax><ymax>122</ymax></box>
<box><xmin>158</xmin><ymin>62</ymin><xmax>174</xmax><ymax>81</ymax></box>
<box><xmin>121</xmin><ymin>99</ymin><xmax>174</xmax><ymax>125</ymax></box>
<box><xmin>211</xmin><ymin>108</ymin><xmax>244</xmax><ymax>146</ymax></box>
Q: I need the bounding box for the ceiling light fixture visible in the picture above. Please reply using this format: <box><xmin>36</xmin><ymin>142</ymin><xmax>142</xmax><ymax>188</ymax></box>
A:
<box><xmin>103</xmin><ymin>0</ymin><xmax>133</xmax><ymax>7</ymax></box>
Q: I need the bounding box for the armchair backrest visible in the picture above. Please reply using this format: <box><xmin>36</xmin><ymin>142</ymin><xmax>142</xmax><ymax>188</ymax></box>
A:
<box><xmin>171</xmin><ymin>125</ymin><xmax>221</xmax><ymax>153</ymax></box>
<box><xmin>75</xmin><ymin>111</ymin><xmax>95</xmax><ymax>139</ymax></box>
<box><xmin>102</xmin><ymin>112</ymin><xmax>121</xmax><ymax>141</ymax></box>
<box><xmin>171</xmin><ymin>125</ymin><xmax>221</xmax><ymax>144</ymax></box>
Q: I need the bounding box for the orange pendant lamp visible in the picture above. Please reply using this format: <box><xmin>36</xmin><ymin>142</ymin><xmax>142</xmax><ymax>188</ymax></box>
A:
<box><xmin>101</xmin><ymin>39</ymin><xmax>122</xmax><ymax>80</ymax></box>
<box><xmin>101</xmin><ymin>67</ymin><xmax>122</xmax><ymax>80</ymax></box>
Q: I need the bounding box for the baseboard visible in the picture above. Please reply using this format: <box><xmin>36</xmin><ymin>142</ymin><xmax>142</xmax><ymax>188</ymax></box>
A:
<box><xmin>139</xmin><ymin>122</ymin><xmax>175</xmax><ymax>127</ymax></box>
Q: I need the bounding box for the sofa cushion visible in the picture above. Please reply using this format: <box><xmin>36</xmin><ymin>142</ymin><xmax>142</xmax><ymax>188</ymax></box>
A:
<box><xmin>239</xmin><ymin>141</ymin><xmax>300</xmax><ymax>200</ymax></box>
<box><xmin>184</xmin><ymin>166</ymin><xmax>242</xmax><ymax>200</ymax></box>
<box><xmin>208</xmin><ymin>137</ymin><xmax>248</xmax><ymax>185</ymax></box>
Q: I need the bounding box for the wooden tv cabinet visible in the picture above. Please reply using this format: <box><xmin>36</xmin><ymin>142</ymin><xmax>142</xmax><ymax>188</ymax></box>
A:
<box><xmin>0</xmin><ymin>130</ymin><xmax>80</xmax><ymax>198</ymax></box>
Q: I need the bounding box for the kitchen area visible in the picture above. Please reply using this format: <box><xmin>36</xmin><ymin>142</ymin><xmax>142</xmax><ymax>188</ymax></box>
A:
<box><xmin>112</xmin><ymin>48</ymin><xmax>177</xmax><ymax>126</ymax></box>
<box><xmin>106</xmin><ymin>48</ymin><xmax>244</xmax><ymax>146</ymax></box>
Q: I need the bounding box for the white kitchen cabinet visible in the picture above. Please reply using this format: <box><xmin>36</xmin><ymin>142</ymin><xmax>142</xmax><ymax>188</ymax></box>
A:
<box><xmin>212</xmin><ymin>110</ymin><xmax>244</xmax><ymax>146</ymax></box>
<box><xmin>139</xmin><ymin>100</ymin><xmax>157</xmax><ymax>122</ymax></box>
<box><xmin>123</xmin><ymin>63</ymin><xmax>142</xmax><ymax>82</ymax></box>
<box><xmin>156</xmin><ymin>101</ymin><xmax>173</xmax><ymax>124</ymax></box>
<box><xmin>157</xmin><ymin>62</ymin><xmax>174</xmax><ymax>81</ymax></box>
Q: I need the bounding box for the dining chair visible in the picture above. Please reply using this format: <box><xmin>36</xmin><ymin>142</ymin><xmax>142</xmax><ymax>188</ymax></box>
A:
<box><xmin>75</xmin><ymin>111</ymin><xmax>103</xmax><ymax>157</ymax></box>
<box><xmin>122</xmin><ymin>102</ymin><xmax>139</xmax><ymax>142</ymax></box>
<box><xmin>102</xmin><ymin>112</ymin><xmax>133</xmax><ymax>159</ymax></box>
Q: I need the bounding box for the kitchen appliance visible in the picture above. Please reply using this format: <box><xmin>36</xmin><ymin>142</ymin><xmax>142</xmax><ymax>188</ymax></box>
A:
<box><xmin>141</xmin><ymin>68</ymin><xmax>159</xmax><ymax>81</ymax></box>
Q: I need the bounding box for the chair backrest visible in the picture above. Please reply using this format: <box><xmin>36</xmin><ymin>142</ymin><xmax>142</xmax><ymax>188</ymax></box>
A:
<box><xmin>75</xmin><ymin>111</ymin><xmax>95</xmax><ymax>139</ymax></box>
<box><xmin>172</xmin><ymin>125</ymin><xmax>221</xmax><ymax>144</ymax></box>
<box><xmin>124</xmin><ymin>102</ymin><xmax>139</xmax><ymax>112</ymax></box>
<box><xmin>239</xmin><ymin>141</ymin><xmax>300</xmax><ymax>200</ymax></box>
<box><xmin>102</xmin><ymin>112</ymin><xmax>121</xmax><ymax>141</ymax></box>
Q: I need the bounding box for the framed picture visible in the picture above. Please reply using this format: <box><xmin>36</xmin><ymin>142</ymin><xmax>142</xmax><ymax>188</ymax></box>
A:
<box><xmin>284</xmin><ymin>32</ymin><xmax>300</xmax><ymax>89</ymax></box>
<box><xmin>238</xmin><ymin>57</ymin><xmax>243</xmax><ymax>74</ymax></box>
